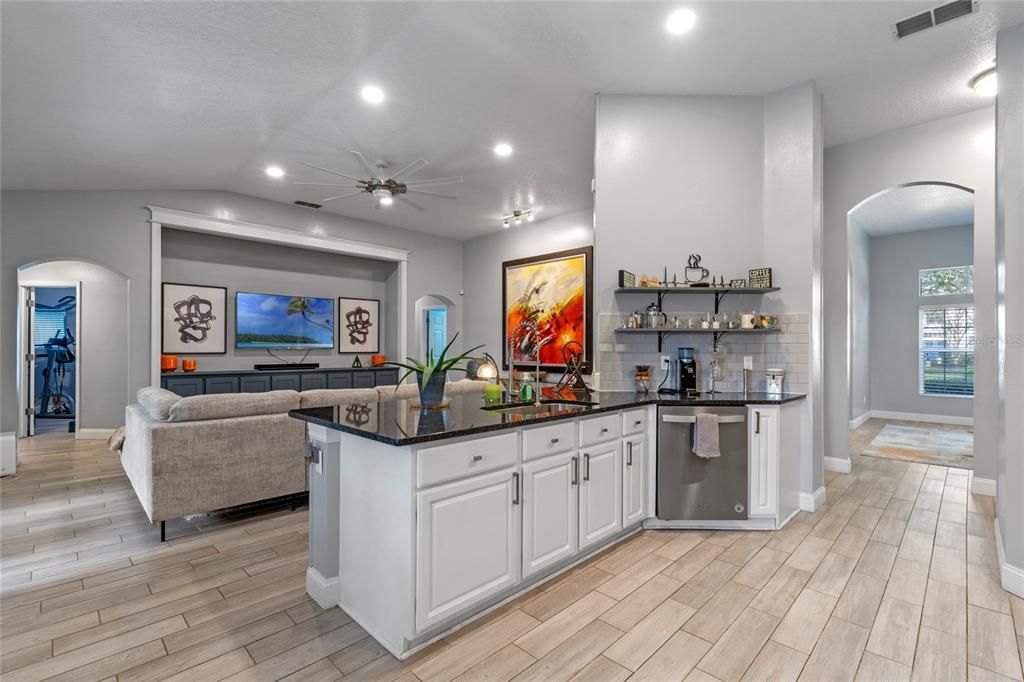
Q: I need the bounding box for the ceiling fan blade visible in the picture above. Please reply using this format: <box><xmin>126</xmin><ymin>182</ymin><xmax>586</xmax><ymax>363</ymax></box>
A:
<box><xmin>293</xmin><ymin>181</ymin><xmax>366</xmax><ymax>188</ymax></box>
<box><xmin>390</xmin><ymin>158</ymin><xmax>428</xmax><ymax>181</ymax></box>
<box><xmin>396</xmin><ymin>195</ymin><xmax>425</xmax><ymax>211</ymax></box>
<box><xmin>403</xmin><ymin>175</ymin><xmax>464</xmax><ymax>187</ymax></box>
<box><xmin>350</xmin><ymin>151</ymin><xmax>378</xmax><ymax>178</ymax></box>
<box><xmin>321</xmin><ymin>191</ymin><xmax>366</xmax><ymax>202</ymax></box>
<box><xmin>301</xmin><ymin>162</ymin><xmax>365</xmax><ymax>183</ymax></box>
<box><xmin>406</xmin><ymin>188</ymin><xmax>458</xmax><ymax>200</ymax></box>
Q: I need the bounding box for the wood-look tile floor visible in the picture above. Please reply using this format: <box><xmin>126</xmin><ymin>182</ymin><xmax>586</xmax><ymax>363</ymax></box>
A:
<box><xmin>2</xmin><ymin>421</ymin><xmax>1022</xmax><ymax>681</ymax></box>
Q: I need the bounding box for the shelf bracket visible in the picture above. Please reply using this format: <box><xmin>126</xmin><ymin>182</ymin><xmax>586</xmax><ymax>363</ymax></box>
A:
<box><xmin>713</xmin><ymin>291</ymin><xmax>728</xmax><ymax>315</ymax></box>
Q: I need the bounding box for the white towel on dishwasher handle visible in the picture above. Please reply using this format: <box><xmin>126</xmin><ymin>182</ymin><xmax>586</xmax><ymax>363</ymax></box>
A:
<box><xmin>693</xmin><ymin>413</ymin><xmax>721</xmax><ymax>459</ymax></box>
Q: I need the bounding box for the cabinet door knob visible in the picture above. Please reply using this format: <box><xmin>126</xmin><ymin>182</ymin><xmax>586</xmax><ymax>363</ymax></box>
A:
<box><xmin>472</xmin><ymin>455</ymin><xmax>483</xmax><ymax>462</ymax></box>
<box><xmin>600</xmin><ymin>427</ymin><xmax>609</xmax><ymax>434</ymax></box>
<box><xmin>550</xmin><ymin>437</ymin><xmax>560</xmax><ymax>444</ymax></box>
<box><xmin>634</xmin><ymin>420</ymin><xmax>642</xmax><ymax>426</ymax></box>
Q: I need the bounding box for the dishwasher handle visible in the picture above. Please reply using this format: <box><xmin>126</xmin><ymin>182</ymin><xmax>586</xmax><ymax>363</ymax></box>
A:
<box><xmin>662</xmin><ymin>414</ymin><xmax>745</xmax><ymax>424</ymax></box>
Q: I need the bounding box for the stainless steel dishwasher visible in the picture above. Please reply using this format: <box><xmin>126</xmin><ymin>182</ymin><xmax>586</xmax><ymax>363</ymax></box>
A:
<box><xmin>657</xmin><ymin>406</ymin><xmax>749</xmax><ymax>521</ymax></box>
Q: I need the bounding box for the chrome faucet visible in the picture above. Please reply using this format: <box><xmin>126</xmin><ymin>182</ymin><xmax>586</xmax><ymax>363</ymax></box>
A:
<box><xmin>507</xmin><ymin>320</ymin><xmax>553</xmax><ymax>406</ymax></box>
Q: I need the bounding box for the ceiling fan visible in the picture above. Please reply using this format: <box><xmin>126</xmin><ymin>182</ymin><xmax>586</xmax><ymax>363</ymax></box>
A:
<box><xmin>294</xmin><ymin>151</ymin><xmax>463</xmax><ymax>211</ymax></box>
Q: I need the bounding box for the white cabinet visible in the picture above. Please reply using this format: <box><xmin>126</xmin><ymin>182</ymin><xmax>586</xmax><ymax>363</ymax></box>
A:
<box><xmin>579</xmin><ymin>442</ymin><xmax>623</xmax><ymax>550</ymax></box>
<box><xmin>522</xmin><ymin>452</ymin><xmax>579</xmax><ymax>578</ymax></box>
<box><xmin>748</xmin><ymin>407</ymin><xmax>779</xmax><ymax>518</ymax></box>
<box><xmin>622</xmin><ymin>435</ymin><xmax>646</xmax><ymax>527</ymax></box>
<box><xmin>415</xmin><ymin>468</ymin><xmax>521</xmax><ymax>631</ymax></box>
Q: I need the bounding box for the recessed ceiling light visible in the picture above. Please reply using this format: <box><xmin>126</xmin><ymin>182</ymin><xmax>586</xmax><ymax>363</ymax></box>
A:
<box><xmin>666</xmin><ymin>8</ymin><xmax>697</xmax><ymax>35</ymax></box>
<box><xmin>360</xmin><ymin>85</ymin><xmax>385</xmax><ymax>104</ymax></box>
<box><xmin>265</xmin><ymin>165</ymin><xmax>285</xmax><ymax>178</ymax></box>
<box><xmin>970</xmin><ymin>68</ymin><xmax>997</xmax><ymax>97</ymax></box>
<box><xmin>493</xmin><ymin>142</ymin><xmax>513</xmax><ymax>158</ymax></box>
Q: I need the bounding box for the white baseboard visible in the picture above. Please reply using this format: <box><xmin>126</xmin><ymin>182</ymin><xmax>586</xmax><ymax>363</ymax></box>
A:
<box><xmin>867</xmin><ymin>410</ymin><xmax>973</xmax><ymax>427</ymax></box>
<box><xmin>971</xmin><ymin>477</ymin><xmax>997</xmax><ymax>497</ymax></box>
<box><xmin>825</xmin><ymin>456</ymin><xmax>852</xmax><ymax>474</ymax></box>
<box><xmin>800</xmin><ymin>486</ymin><xmax>827</xmax><ymax>512</ymax></box>
<box><xmin>77</xmin><ymin>428</ymin><xmax>114</xmax><ymax>440</ymax></box>
<box><xmin>849</xmin><ymin>412</ymin><xmax>872</xmax><ymax>430</ymax></box>
<box><xmin>306</xmin><ymin>566</ymin><xmax>340</xmax><ymax>608</ymax></box>
<box><xmin>994</xmin><ymin>518</ymin><xmax>1024</xmax><ymax>598</ymax></box>
<box><xmin>1</xmin><ymin>432</ymin><xmax>17</xmax><ymax>476</ymax></box>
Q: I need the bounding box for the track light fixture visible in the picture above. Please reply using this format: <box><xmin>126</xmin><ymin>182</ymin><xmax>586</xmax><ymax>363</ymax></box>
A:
<box><xmin>501</xmin><ymin>209</ymin><xmax>534</xmax><ymax>228</ymax></box>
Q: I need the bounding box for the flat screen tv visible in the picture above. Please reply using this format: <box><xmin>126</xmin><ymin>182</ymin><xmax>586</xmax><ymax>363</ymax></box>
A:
<box><xmin>235</xmin><ymin>292</ymin><xmax>335</xmax><ymax>349</ymax></box>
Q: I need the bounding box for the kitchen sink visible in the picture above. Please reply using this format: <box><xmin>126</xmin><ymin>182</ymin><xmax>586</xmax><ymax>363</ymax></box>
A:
<box><xmin>482</xmin><ymin>399</ymin><xmax>596</xmax><ymax>416</ymax></box>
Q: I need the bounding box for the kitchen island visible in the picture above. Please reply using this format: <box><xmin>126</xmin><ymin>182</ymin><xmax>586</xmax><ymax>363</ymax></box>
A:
<box><xmin>289</xmin><ymin>389</ymin><xmax>805</xmax><ymax>659</ymax></box>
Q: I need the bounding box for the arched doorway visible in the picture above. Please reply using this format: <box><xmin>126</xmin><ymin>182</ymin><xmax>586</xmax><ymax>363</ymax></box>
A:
<box><xmin>17</xmin><ymin>259</ymin><xmax>130</xmax><ymax>440</ymax></box>
<box><xmin>414</xmin><ymin>294</ymin><xmax>456</xmax><ymax>360</ymax></box>
<box><xmin>845</xmin><ymin>182</ymin><xmax>975</xmax><ymax>470</ymax></box>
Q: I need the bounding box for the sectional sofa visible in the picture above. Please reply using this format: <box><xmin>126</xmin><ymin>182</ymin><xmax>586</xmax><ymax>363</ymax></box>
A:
<box><xmin>121</xmin><ymin>379</ymin><xmax>488</xmax><ymax>540</ymax></box>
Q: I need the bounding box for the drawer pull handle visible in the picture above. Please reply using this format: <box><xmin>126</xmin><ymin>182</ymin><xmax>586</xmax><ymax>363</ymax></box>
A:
<box><xmin>634</xmin><ymin>420</ymin><xmax>642</xmax><ymax>426</ymax></box>
<box><xmin>572</xmin><ymin>456</ymin><xmax>579</xmax><ymax>485</ymax></box>
<box><xmin>600</xmin><ymin>427</ymin><xmax>609</xmax><ymax>434</ymax></box>
<box><xmin>512</xmin><ymin>472</ymin><xmax>520</xmax><ymax>505</ymax></box>
<box><xmin>551</xmin><ymin>437</ymin><xmax>560</xmax><ymax>444</ymax></box>
<box><xmin>627</xmin><ymin>442</ymin><xmax>633</xmax><ymax>467</ymax></box>
<box><xmin>755</xmin><ymin>411</ymin><xmax>761</xmax><ymax>435</ymax></box>
<box><xmin>584</xmin><ymin>454</ymin><xmax>591</xmax><ymax>481</ymax></box>
<box><xmin>472</xmin><ymin>455</ymin><xmax>483</xmax><ymax>462</ymax></box>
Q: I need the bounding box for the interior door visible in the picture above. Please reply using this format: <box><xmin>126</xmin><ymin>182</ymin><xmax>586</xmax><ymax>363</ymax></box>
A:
<box><xmin>26</xmin><ymin>288</ymin><xmax>36</xmax><ymax>436</ymax></box>
<box><xmin>579</xmin><ymin>442</ymin><xmax>622</xmax><ymax>550</ymax></box>
<box><xmin>522</xmin><ymin>452</ymin><xmax>578</xmax><ymax>578</ymax></box>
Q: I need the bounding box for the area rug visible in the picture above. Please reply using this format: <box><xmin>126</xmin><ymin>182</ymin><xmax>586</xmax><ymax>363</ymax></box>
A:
<box><xmin>860</xmin><ymin>424</ymin><xmax>973</xmax><ymax>469</ymax></box>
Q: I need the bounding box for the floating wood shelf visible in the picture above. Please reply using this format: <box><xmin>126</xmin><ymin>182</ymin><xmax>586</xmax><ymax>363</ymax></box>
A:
<box><xmin>612</xmin><ymin>326</ymin><xmax>781</xmax><ymax>351</ymax></box>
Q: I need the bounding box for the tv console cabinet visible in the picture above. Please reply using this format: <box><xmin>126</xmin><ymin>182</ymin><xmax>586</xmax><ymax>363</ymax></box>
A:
<box><xmin>160</xmin><ymin>367</ymin><xmax>400</xmax><ymax>397</ymax></box>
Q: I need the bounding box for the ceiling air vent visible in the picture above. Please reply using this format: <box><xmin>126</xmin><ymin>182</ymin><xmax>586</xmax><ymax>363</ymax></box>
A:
<box><xmin>293</xmin><ymin>200</ymin><xmax>322</xmax><ymax>209</ymax></box>
<box><xmin>892</xmin><ymin>0</ymin><xmax>978</xmax><ymax>39</ymax></box>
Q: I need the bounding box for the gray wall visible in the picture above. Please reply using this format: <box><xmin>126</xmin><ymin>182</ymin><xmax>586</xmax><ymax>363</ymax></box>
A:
<box><xmin>868</xmin><ymin>224</ymin><xmax>974</xmax><ymax>419</ymax></box>
<box><xmin>995</xmin><ymin>22</ymin><xmax>1024</xmax><ymax>584</ymax></box>
<box><xmin>823</xmin><ymin>107</ymin><xmax>996</xmax><ymax>479</ymax></box>
<box><xmin>849</xmin><ymin>219</ymin><xmax>871</xmax><ymax>420</ymax></box>
<box><xmin>162</xmin><ymin>228</ymin><xmax>396</xmax><ymax>367</ymax></box>
<box><xmin>461</xmin><ymin>208</ymin><xmax>594</xmax><ymax>360</ymax></box>
<box><xmin>1</xmin><ymin>190</ymin><xmax>464</xmax><ymax>434</ymax></box>
<box><xmin>18</xmin><ymin>260</ymin><xmax>129</xmax><ymax>430</ymax></box>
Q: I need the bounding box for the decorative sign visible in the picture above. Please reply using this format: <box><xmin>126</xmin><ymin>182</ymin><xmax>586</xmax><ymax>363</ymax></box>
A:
<box><xmin>618</xmin><ymin>269</ymin><xmax>636</xmax><ymax>288</ymax></box>
<box><xmin>748</xmin><ymin>268</ymin><xmax>773</xmax><ymax>288</ymax></box>
<box><xmin>729</xmin><ymin>279</ymin><xmax>748</xmax><ymax>288</ymax></box>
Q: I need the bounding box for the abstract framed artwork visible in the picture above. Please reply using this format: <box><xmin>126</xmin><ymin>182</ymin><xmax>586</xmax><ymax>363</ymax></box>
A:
<box><xmin>161</xmin><ymin>282</ymin><xmax>227</xmax><ymax>354</ymax></box>
<box><xmin>502</xmin><ymin>246</ymin><xmax>593</xmax><ymax>373</ymax></box>
<box><xmin>338</xmin><ymin>297</ymin><xmax>380</xmax><ymax>354</ymax></box>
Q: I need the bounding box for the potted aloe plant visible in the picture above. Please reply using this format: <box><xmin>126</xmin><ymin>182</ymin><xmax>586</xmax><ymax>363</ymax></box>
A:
<box><xmin>386</xmin><ymin>333</ymin><xmax>484</xmax><ymax>408</ymax></box>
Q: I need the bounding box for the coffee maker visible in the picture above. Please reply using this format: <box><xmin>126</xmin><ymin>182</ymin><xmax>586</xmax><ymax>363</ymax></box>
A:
<box><xmin>678</xmin><ymin>347</ymin><xmax>698</xmax><ymax>395</ymax></box>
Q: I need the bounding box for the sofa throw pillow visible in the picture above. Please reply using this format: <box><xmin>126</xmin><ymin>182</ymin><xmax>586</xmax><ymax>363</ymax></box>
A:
<box><xmin>137</xmin><ymin>386</ymin><xmax>181</xmax><ymax>421</ymax></box>
<box><xmin>168</xmin><ymin>390</ymin><xmax>301</xmax><ymax>422</ymax></box>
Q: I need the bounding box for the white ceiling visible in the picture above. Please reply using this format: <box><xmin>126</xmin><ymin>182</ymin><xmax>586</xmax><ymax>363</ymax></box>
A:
<box><xmin>2</xmin><ymin>1</ymin><xmax>1020</xmax><ymax>240</ymax></box>
<box><xmin>851</xmin><ymin>183</ymin><xmax>975</xmax><ymax>236</ymax></box>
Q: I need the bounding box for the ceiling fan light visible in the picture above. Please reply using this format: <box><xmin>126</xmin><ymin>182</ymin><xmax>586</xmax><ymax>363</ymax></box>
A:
<box><xmin>493</xmin><ymin>142</ymin><xmax>513</xmax><ymax>158</ymax></box>
<box><xmin>265</xmin><ymin>165</ymin><xmax>285</xmax><ymax>178</ymax></box>
<box><xmin>502</xmin><ymin>219</ymin><xmax>510</xmax><ymax>229</ymax></box>
<box><xmin>360</xmin><ymin>85</ymin><xmax>385</xmax><ymax>104</ymax></box>
<box><xmin>666</xmin><ymin>8</ymin><xmax>697</xmax><ymax>35</ymax></box>
<box><xmin>526</xmin><ymin>213</ymin><xmax>535</xmax><ymax>222</ymax></box>
<box><xmin>514</xmin><ymin>216</ymin><xmax>522</xmax><ymax>226</ymax></box>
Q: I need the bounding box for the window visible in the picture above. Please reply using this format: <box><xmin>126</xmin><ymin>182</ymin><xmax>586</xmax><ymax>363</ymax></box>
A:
<box><xmin>919</xmin><ymin>305</ymin><xmax>974</xmax><ymax>397</ymax></box>
<box><xmin>919</xmin><ymin>266</ymin><xmax>973</xmax><ymax>296</ymax></box>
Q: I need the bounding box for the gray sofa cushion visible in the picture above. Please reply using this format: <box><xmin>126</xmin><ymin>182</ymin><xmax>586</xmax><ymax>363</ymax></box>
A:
<box><xmin>137</xmin><ymin>386</ymin><xmax>181</xmax><ymax>421</ymax></box>
<box><xmin>299</xmin><ymin>388</ymin><xmax>380</xmax><ymax>409</ymax></box>
<box><xmin>376</xmin><ymin>383</ymin><xmax>420</xmax><ymax>402</ymax></box>
<box><xmin>168</xmin><ymin>390</ymin><xmax>300</xmax><ymax>422</ymax></box>
<box><xmin>446</xmin><ymin>379</ymin><xmax>489</xmax><ymax>395</ymax></box>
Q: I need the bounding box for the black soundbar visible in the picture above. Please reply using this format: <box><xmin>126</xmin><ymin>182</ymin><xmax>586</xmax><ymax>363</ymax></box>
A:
<box><xmin>253</xmin><ymin>363</ymin><xmax>321</xmax><ymax>371</ymax></box>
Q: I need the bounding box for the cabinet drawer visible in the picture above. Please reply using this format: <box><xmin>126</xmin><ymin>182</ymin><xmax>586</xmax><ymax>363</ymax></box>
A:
<box><xmin>622</xmin><ymin>408</ymin><xmax>647</xmax><ymax>436</ymax></box>
<box><xmin>353</xmin><ymin>371</ymin><xmax>376</xmax><ymax>388</ymax></box>
<box><xmin>417</xmin><ymin>432</ymin><xmax>518</xmax><ymax>488</ymax></box>
<box><xmin>204</xmin><ymin>377</ymin><xmax>239</xmax><ymax>394</ymax></box>
<box><xmin>239</xmin><ymin>375</ymin><xmax>271</xmax><ymax>393</ymax></box>
<box><xmin>327</xmin><ymin>373</ymin><xmax>353</xmax><ymax>389</ymax></box>
<box><xmin>271</xmin><ymin>374</ymin><xmax>301</xmax><ymax>391</ymax></box>
<box><xmin>579</xmin><ymin>413</ymin><xmax>621</xmax><ymax>447</ymax></box>
<box><xmin>300</xmin><ymin>373</ymin><xmax>328</xmax><ymax>391</ymax></box>
<box><xmin>523</xmin><ymin>421</ymin><xmax>577</xmax><ymax>461</ymax></box>
<box><xmin>164</xmin><ymin>376</ymin><xmax>203</xmax><ymax>397</ymax></box>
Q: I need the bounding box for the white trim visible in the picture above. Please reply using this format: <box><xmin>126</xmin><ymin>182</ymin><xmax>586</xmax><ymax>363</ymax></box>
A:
<box><xmin>825</xmin><ymin>456</ymin><xmax>852</xmax><ymax>474</ymax></box>
<box><xmin>800</xmin><ymin>486</ymin><xmax>827</xmax><ymax>512</ymax></box>
<box><xmin>644</xmin><ymin>517</ymin><xmax>778</xmax><ymax>531</ymax></box>
<box><xmin>306</xmin><ymin>566</ymin><xmax>341</xmax><ymax>608</ymax></box>
<box><xmin>971</xmin><ymin>477</ymin><xmax>997</xmax><ymax>497</ymax></box>
<box><xmin>849</xmin><ymin>411</ymin><xmax>872</xmax><ymax>430</ymax></box>
<box><xmin>868</xmin><ymin>409</ymin><xmax>974</xmax><ymax>426</ymax></box>
<box><xmin>77</xmin><ymin>428</ymin><xmax>114</xmax><ymax>440</ymax></box>
<box><xmin>994</xmin><ymin>518</ymin><xmax>1024</xmax><ymax>599</ymax></box>
<box><xmin>147</xmin><ymin>207</ymin><xmax>410</xmax><ymax>263</ymax></box>
<box><xmin>150</xmin><ymin>221</ymin><xmax>162</xmax><ymax>387</ymax></box>
<box><xmin>1</xmin><ymin>433</ymin><xmax>17</xmax><ymax>476</ymax></box>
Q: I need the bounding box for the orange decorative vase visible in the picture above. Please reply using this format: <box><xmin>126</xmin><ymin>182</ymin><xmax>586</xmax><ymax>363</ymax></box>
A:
<box><xmin>371</xmin><ymin>354</ymin><xmax>387</xmax><ymax>366</ymax></box>
<box><xmin>182</xmin><ymin>359</ymin><xmax>197</xmax><ymax>373</ymax></box>
<box><xmin>160</xmin><ymin>355</ymin><xmax>178</xmax><ymax>372</ymax></box>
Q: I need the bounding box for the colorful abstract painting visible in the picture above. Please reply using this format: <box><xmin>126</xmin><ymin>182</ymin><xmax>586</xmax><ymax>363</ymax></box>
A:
<box><xmin>502</xmin><ymin>246</ymin><xmax>593</xmax><ymax>371</ymax></box>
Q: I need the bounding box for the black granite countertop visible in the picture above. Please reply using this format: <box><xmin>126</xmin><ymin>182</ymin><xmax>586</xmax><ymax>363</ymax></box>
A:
<box><xmin>288</xmin><ymin>388</ymin><xmax>806</xmax><ymax>447</ymax></box>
